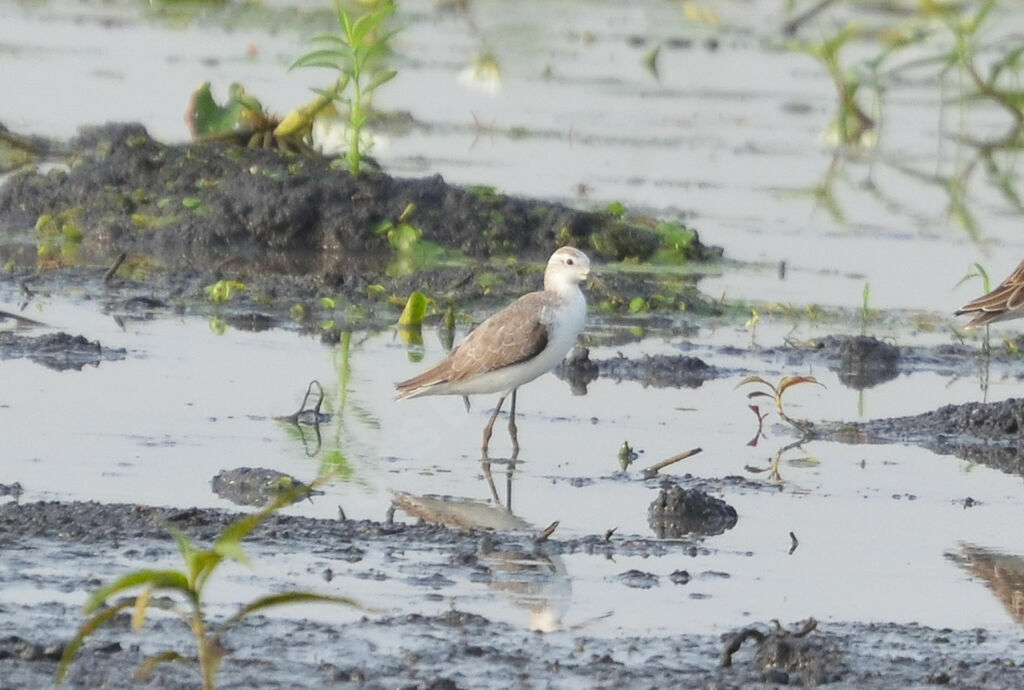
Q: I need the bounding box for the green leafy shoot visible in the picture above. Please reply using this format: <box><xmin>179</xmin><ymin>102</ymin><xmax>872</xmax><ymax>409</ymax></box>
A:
<box><xmin>954</xmin><ymin>262</ymin><xmax>991</xmax><ymax>296</ymax></box>
<box><xmin>56</xmin><ymin>481</ymin><xmax>358</xmax><ymax>690</ymax></box>
<box><xmin>289</xmin><ymin>0</ymin><xmax>398</xmax><ymax>175</ymax></box>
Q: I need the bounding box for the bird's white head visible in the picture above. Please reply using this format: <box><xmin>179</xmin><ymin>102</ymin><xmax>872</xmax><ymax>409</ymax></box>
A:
<box><xmin>544</xmin><ymin>246</ymin><xmax>590</xmax><ymax>293</ymax></box>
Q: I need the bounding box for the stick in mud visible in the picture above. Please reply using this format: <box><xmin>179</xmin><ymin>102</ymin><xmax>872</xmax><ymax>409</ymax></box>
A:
<box><xmin>104</xmin><ymin>252</ymin><xmax>127</xmax><ymax>284</ymax></box>
<box><xmin>644</xmin><ymin>447</ymin><xmax>702</xmax><ymax>475</ymax></box>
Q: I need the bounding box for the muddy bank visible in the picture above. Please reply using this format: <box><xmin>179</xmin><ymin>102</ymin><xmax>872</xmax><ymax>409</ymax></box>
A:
<box><xmin>0</xmin><ymin>122</ymin><xmax>721</xmax><ymax>323</ymax></box>
<box><xmin>2</xmin><ymin>499</ymin><xmax>1024</xmax><ymax>689</ymax></box>
<box><xmin>808</xmin><ymin>396</ymin><xmax>1024</xmax><ymax>477</ymax></box>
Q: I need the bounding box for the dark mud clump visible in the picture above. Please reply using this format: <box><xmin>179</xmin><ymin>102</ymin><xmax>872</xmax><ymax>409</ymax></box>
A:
<box><xmin>0</xmin><ymin>330</ymin><xmax>125</xmax><ymax>371</ymax></box>
<box><xmin>648</xmin><ymin>483</ymin><xmax>737</xmax><ymax>537</ymax></box>
<box><xmin>0</xmin><ymin>122</ymin><xmax>720</xmax><ymax>272</ymax></box>
<box><xmin>832</xmin><ymin>334</ymin><xmax>900</xmax><ymax>389</ymax></box>
<box><xmin>558</xmin><ymin>345</ymin><xmax>722</xmax><ymax>393</ymax></box>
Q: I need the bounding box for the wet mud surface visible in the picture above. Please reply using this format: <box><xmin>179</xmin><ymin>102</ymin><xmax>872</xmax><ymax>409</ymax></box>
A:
<box><xmin>4</xmin><ymin>499</ymin><xmax>1024</xmax><ymax>689</ymax></box>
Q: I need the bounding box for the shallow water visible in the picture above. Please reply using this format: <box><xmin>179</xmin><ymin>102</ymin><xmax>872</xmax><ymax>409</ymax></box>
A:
<box><xmin>2</xmin><ymin>0</ymin><xmax>1024</xmax><ymax>657</ymax></box>
<box><xmin>2</xmin><ymin>292</ymin><xmax>1022</xmax><ymax>639</ymax></box>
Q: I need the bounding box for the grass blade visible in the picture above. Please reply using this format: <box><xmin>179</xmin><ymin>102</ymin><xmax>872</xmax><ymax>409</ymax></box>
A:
<box><xmin>84</xmin><ymin>570</ymin><xmax>191</xmax><ymax>614</ymax></box>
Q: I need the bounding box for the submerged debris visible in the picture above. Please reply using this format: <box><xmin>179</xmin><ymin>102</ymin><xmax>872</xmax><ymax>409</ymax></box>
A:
<box><xmin>720</xmin><ymin>618</ymin><xmax>846</xmax><ymax>685</ymax></box>
<box><xmin>0</xmin><ymin>331</ymin><xmax>125</xmax><ymax>371</ymax></box>
<box><xmin>210</xmin><ymin>468</ymin><xmax>320</xmax><ymax>507</ymax></box>
<box><xmin>559</xmin><ymin>349</ymin><xmax>721</xmax><ymax>391</ymax></box>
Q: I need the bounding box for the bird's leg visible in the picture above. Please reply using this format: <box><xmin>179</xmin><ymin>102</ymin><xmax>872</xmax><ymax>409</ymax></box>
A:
<box><xmin>508</xmin><ymin>388</ymin><xmax>519</xmax><ymax>457</ymax></box>
<box><xmin>481</xmin><ymin>393</ymin><xmax>507</xmax><ymax>459</ymax></box>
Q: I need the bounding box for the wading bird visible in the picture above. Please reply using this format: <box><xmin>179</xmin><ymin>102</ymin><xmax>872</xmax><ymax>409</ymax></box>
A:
<box><xmin>395</xmin><ymin>246</ymin><xmax>590</xmax><ymax>457</ymax></box>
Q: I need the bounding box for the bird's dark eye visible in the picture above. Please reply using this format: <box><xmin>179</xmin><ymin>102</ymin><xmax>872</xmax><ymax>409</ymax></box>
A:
<box><xmin>566</xmin><ymin>258</ymin><xmax>574</xmax><ymax>265</ymax></box>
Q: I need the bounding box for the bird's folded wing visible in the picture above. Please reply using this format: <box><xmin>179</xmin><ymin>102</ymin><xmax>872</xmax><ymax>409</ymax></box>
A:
<box><xmin>449</xmin><ymin>293</ymin><xmax>552</xmax><ymax>380</ymax></box>
<box><xmin>957</xmin><ymin>259</ymin><xmax>1024</xmax><ymax>317</ymax></box>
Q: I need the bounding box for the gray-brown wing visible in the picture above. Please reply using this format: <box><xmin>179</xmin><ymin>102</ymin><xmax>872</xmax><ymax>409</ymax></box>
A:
<box><xmin>956</xmin><ymin>258</ymin><xmax>1024</xmax><ymax>326</ymax></box>
<box><xmin>447</xmin><ymin>292</ymin><xmax>552</xmax><ymax>381</ymax></box>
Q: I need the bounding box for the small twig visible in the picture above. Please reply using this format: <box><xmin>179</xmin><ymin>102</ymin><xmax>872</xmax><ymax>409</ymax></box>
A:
<box><xmin>104</xmin><ymin>252</ymin><xmax>127</xmax><ymax>284</ymax></box>
<box><xmin>603</xmin><ymin>527</ymin><xmax>617</xmax><ymax>542</ymax></box>
<box><xmin>0</xmin><ymin>310</ymin><xmax>44</xmax><ymax>327</ymax></box>
<box><xmin>788</xmin><ymin>531</ymin><xmax>799</xmax><ymax>555</ymax></box>
<box><xmin>793</xmin><ymin>617</ymin><xmax>817</xmax><ymax>638</ymax></box>
<box><xmin>644</xmin><ymin>447</ymin><xmax>702</xmax><ymax>475</ymax></box>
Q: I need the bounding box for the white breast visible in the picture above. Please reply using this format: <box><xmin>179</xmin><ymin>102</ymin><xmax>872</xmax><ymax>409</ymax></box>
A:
<box><xmin>446</xmin><ymin>287</ymin><xmax>586</xmax><ymax>396</ymax></box>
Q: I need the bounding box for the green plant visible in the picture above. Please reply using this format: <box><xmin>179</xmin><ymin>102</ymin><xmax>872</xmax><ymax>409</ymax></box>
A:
<box><xmin>859</xmin><ymin>283</ymin><xmax>879</xmax><ymax>334</ymax></box>
<box><xmin>955</xmin><ymin>262</ymin><xmax>992</xmax><ymax>296</ymax></box>
<box><xmin>374</xmin><ymin>203</ymin><xmax>444</xmax><ymax>275</ymax></box>
<box><xmin>289</xmin><ymin>0</ymin><xmax>398</xmax><ymax>175</ymax></box>
<box><xmin>789</xmin><ymin>23</ymin><xmax>874</xmax><ymax>146</ymax></box>
<box><xmin>737</xmin><ymin>375</ymin><xmax>824</xmax><ymax>431</ymax></box>
<box><xmin>56</xmin><ymin>485</ymin><xmax>357</xmax><ymax>689</ymax></box>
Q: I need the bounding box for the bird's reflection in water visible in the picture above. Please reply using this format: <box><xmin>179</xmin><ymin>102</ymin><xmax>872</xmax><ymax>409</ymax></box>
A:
<box><xmin>391</xmin><ymin>464</ymin><xmax>571</xmax><ymax>632</ymax></box>
<box><xmin>949</xmin><ymin>543</ymin><xmax>1024</xmax><ymax>624</ymax></box>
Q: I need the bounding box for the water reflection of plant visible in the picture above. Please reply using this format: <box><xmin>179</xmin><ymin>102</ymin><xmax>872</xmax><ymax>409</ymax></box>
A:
<box><xmin>786</xmin><ymin>1</ymin><xmax>1024</xmax><ymax>235</ymax></box>
<box><xmin>738</xmin><ymin>375</ymin><xmax>824</xmax><ymax>481</ymax></box>
<box><xmin>322</xmin><ymin>331</ymin><xmax>381</xmax><ymax>479</ymax></box>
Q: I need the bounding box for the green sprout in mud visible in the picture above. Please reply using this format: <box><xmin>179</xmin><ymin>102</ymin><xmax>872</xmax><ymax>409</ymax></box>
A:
<box><xmin>289</xmin><ymin>0</ymin><xmax>398</xmax><ymax>175</ymax></box>
<box><xmin>860</xmin><ymin>283</ymin><xmax>880</xmax><ymax>335</ymax></box>
<box><xmin>737</xmin><ymin>375</ymin><xmax>824</xmax><ymax>433</ymax></box>
<box><xmin>56</xmin><ymin>483</ymin><xmax>357</xmax><ymax>690</ymax></box>
<box><xmin>956</xmin><ymin>262</ymin><xmax>992</xmax><ymax>299</ymax></box>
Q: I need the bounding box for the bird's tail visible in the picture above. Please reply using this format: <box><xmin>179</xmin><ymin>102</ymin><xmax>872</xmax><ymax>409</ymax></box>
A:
<box><xmin>394</xmin><ymin>360</ymin><xmax>453</xmax><ymax>400</ymax></box>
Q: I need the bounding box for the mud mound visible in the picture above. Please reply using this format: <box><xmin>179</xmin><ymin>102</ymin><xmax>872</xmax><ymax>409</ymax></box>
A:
<box><xmin>0</xmin><ymin>123</ymin><xmax>720</xmax><ymax>274</ymax></box>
